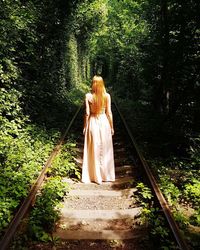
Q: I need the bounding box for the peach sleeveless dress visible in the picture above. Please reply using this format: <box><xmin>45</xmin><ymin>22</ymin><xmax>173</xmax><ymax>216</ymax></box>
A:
<box><xmin>82</xmin><ymin>92</ymin><xmax>115</xmax><ymax>184</ymax></box>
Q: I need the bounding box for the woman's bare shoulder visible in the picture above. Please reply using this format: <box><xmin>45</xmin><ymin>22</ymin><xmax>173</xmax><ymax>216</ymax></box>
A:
<box><xmin>85</xmin><ymin>92</ymin><xmax>92</xmax><ymax>97</ymax></box>
<box><xmin>85</xmin><ymin>92</ymin><xmax>93</xmax><ymax>102</ymax></box>
<box><xmin>105</xmin><ymin>92</ymin><xmax>111</xmax><ymax>99</ymax></box>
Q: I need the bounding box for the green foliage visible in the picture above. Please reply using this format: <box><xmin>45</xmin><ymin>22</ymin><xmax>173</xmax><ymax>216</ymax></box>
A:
<box><xmin>184</xmin><ymin>180</ymin><xmax>200</xmax><ymax>208</ymax></box>
<box><xmin>0</xmin><ymin>85</ymin><xmax>60</xmax><ymax>235</ymax></box>
<box><xmin>1</xmin><ymin>0</ymin><xmax>199</xmax><ymax>247</ymax></box>
<box><xmin>159</xmin><ymin>176</ymin><xmax>181</xmax><ymax>206</ymax></box>
<box><xmin>0</xmin><ymin>199</ymin><xmax>18</xmax><ymax>230</ymax></box>
<box><xmin>142</xmin><ymin>0</ymin><xmax>199</xmax><ymax>119</ymax></box>
<box><xmin>0</xmin><ymin>123</ymin><xmax>59</xmax><ymax>235</ymax></box>
<box><xmin>150</xmin><ymin>212</ymin><xmax>170</xmax><ymax>239</ymax></box>
<box><xmin>0</xmin><ymin>0</ymin><xmax>84</xmax><ymax>240</ymax></box>
<box><xmin>28</xmin><ymin>177</ymin><xmax>68</xmax><ymax>242</ymax></box>
<box><xmin>134</xmin><ymin>182</ymin><xmax>175</xmax><ymax>247</ymax></box>
<box><xmin>188</xmin><ymin>135</ymin><xmax>200</xmax><ymax>166</ymax></box>
<box><xmin>48</xmin><ymin>141</ymin><xmax>81</xmax><ymax>179</ymax></box>
<box><xmin>190</xmin><ymin>209</ymin><xmax>200</xmax><ymax>227</ymax></box>
<box><xmin>0</xmin><ymin>0</ymin><xmax>83</xmax><ymax>238</ymax></box>
<box><xmin>141</xmin><ymin>207</ymin><xmax>177</xmax><ymax>249</ymax></box>
<box><xmin>0</xmin><ymin>0</ymin><xmax>82</xmax><ymax>127</ymax></box>
<box><xmin>134</xmin><ymin>182</ymin><xmax>174</xmax><ymax>247</ymax></box>
<box><xmin>135</xmin><ymin>182</ymin><xmax>153</xmax><ymax>207</ymax></box>
<box><xmin>147</xmin><ymin>157</ymin><xmax>200</xmax><ymax>247</ymax></box>
<box><xmin>173</xmin><ymin>211</ymin><xmax>189</xmax><ymax>230</ymax></box>
<box><xmin>68</xmin><ymin>1</ymin><xmax>199</xmax><ymax>248</ymax></box>
<box><xmin>26</xmin><ymin>134</ymin><xmax>80</xmax><ymax>242</ymax></box>
<box><xmin>65</xmin><ymin>82</ymin><xmax>90</xmax><ymax>106</ymax></box>
<box><xmin>66</xmin><ymin>33</ymin><xmax>80</xmax><ymax>86</ymax></box>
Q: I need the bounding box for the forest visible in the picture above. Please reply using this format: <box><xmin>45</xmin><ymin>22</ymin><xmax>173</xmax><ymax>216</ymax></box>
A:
<box><xmin>0</xmin><ymin>0</ymin><xmax>199</xmax><ymax>249</ymax></box>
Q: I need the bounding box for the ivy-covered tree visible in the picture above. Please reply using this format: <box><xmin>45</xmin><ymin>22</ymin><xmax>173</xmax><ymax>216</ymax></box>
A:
<box><xmin>0</xmin><ymin>0</ymin><xmax>79</xmax><ymax>236</ymax></box>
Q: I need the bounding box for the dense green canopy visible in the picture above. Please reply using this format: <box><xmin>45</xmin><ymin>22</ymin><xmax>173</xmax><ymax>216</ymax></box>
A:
<box><xmin>0</xmin><ymin>0</ymin><xmax>199</xmax><ymax>247</ymax></box>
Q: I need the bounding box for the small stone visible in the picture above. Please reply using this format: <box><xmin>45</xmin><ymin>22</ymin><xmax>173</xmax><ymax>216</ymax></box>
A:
<box><xmin>59</xmin><ymin>223</ymin><xmax>69</xmax><ymax>229</ymax></box>
<box><xmin>81</xmin><ymin>220</ymin><xmax>88</xmax><ymax>225</ymax></box>
<box><xmin>89</xmin><ymin>242</ymin><xmax>96</xmax><ymax>246</ymax></box>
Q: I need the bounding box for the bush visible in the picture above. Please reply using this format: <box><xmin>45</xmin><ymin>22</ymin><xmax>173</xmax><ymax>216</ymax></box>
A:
<box><xmin>28</xmin><ymin>177</ymin><xmax>69</xmax><ymax>241</ymax></box>
<box><xmin>184</xmin><ymin>179</ymin><xmax>200</xmax><ymax>208</ymax></box>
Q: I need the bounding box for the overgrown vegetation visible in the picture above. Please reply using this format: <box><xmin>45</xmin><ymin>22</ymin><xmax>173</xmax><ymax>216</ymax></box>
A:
<box><xmin>48</xmin><ymin>139</ymin><xmax>81</xmax><ymax>179</ymax></box>
<box><xmin>10</xmin><ymin>132</ymin><xmax>81</xmax><ymax>248</ymax></box>
<box><xmin>0</xmin><ymin>86</ymin><xmax>60</xmax><ymax>236</ymax></box>
<box><xmin>150</xmin><ymin>155</ymin><xmax>200</xmax><ymax>248</ymax></box>
<box><xmin>28</xmin><ymin>177</ymin><xmax>68</xmax><ymax>242</ymax></box>
<box><xmin>0</xmin><ymin>0</ymin><xmax>84</xmax><ymax>239</ymax></box>
<box><xmin>1</xmin><ymin>0</ymin><xmax>199</xmax><ymax>248</ymax></box>
<box><xmin>135</xmin><ymin>182</ymin><xmax>178</xmax><ymax>249</ymax></box>
<box><xmin>119</xmin><ymin>98</ymin><xmax>200</xmax><ymax>248</ymax></box>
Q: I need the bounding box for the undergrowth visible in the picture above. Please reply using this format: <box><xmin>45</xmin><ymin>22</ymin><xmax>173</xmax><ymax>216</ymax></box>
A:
<box><xmin>1</xmin><ymin>84</ymin><xmax>84</xmax><ymax>245</ymax></box>
<box><xmin>118</xmin><ymin>98</ymin><xmax>200</xmax><ymax>248</ymax></box>
<box><xmin>22</xmin><ymin>134</ymin><xmax>81</xmax><ymax>245</ymax></box>
<box><xmin>0</xmin><ymin>88</ymin><xmax>60</xmax><ymax>237</ymax></box>
<box><xmin>10</xmin><ymin>126</ymin><xmax>81</xmax><ymax>249</ymax></box>
<box><xmin>48</xmin><ymin>139</ymin><xmax>81</xmax><ymax>179</ymax></box>
<box><xmin>28</xmin><ymin>176</ymin><xmax>69</xmax><ymax>242</ymax></box>
<box><xmin>150</xmin><ymin>157</ymin><xmax>200</xmax><ymax>248</ymax></box>
<box><xmin>135</xmin><ymin>182</ymin><xmax>178</xmax><ymax>249</ymax></box>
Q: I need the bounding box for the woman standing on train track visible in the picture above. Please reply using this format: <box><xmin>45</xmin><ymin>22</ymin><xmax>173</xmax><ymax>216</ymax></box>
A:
<box><xmin>82</xmin><ymin>75</ymin><xmax>115</xmax><ymax>184</ymax></box>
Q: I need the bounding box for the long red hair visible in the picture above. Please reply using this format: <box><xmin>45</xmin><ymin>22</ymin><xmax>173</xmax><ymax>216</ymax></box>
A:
<box><xmin>91</xmin><ymin>76</ymin><xmax>106</xmax><ymax>114</ymax></box>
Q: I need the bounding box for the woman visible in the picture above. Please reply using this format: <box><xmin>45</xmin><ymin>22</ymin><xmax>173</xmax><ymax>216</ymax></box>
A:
<box><xmin>82</xmin><ymin>75</ymin><xmax>115</xmax><ymax>184</ymax></box>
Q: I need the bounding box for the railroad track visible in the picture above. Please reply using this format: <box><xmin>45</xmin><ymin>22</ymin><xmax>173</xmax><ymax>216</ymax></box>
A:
<box><xmin>0</xmin><ymin>100</ymin><xmax>189</xmax><ymax>250</ymax></box>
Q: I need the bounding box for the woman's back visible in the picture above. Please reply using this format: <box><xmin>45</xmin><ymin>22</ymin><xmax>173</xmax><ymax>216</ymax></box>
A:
<box><xmin>85</xmin><ymin>92</ymin><xmax>111</xmax><ymax>116</ymax></box>
<box><xmin>82</xmin><ymin>76</ymin><xmax>115</xmax><ymax>184</ymax></box>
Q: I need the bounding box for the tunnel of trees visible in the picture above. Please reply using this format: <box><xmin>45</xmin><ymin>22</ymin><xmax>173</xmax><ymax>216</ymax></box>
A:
<box><xmin>0</xmin><ymin>0</ymin><xmax>199</xmax><ymax>248</ymax></box>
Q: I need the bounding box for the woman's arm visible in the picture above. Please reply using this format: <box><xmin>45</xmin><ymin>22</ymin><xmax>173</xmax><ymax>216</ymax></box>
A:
<box><xmin>83</xmin><ymin>94</ymin><xmax>90</xmax><ymax>135</ymax></box>
<box><xmin>106</xmin><ymin>93</ymin><xmax>114</xmax><ymax>135</ymax></box>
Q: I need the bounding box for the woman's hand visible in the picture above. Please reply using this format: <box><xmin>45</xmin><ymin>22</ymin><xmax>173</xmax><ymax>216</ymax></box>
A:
<box><xmin>111</xmin><ymin>128</ymin><xmax>114</xmax><ymax>136</ymax></box>
<box><xmin>83</xmin><ymin>128</ymin><xmax>86</xmax><ymax>135</ymax></box>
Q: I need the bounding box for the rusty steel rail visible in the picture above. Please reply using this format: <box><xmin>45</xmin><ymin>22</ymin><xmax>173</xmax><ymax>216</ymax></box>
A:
<box><xmin>113</xmin><ymin>99</ymin><xmax>189</xmax><ymax>250</ymax></box>
<box><xmin>0</xmin><ymin>105</ymin><xmax>82</xmax><ymax>250</ymax></box>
